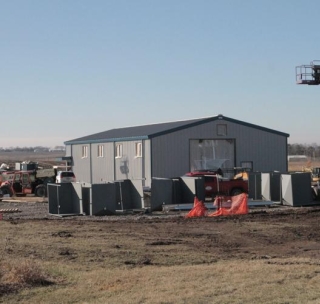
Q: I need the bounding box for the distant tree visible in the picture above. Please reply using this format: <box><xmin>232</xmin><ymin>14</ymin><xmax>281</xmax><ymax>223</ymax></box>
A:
<box><xmin>315</xmin><ymin>145</ymin><xmax>320</xmax><ymax>158</ymax></box>
<box><xmin>288</xmin><ymin>143</ymin><xmax>320</xmax><ymax>159</ymax></box>
<box><xmin>288</xmin><ymin>143</ymin><xmax>307</xmax><ymax>155</ymax></box>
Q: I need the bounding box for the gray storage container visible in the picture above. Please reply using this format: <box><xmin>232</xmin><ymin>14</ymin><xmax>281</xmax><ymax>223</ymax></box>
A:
<box><xmin>248</xmin><ymin>172</ymin><xmax>262</xmax><ymax>200</ymax></box>
<box><xmin>281</xmin><ymin>173</ymin><xmax>312</xmax><ymax>206</ymax></box>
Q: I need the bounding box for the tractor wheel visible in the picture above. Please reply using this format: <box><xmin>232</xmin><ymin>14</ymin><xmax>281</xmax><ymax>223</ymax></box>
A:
<box><xmin>231</xmin><ymin>188</ymin><xmax>243</xmax><ymax>196</ymax></box>
<box><xmin>1</xmin><ymin>186</ymin><xmax>13</xmax><ymax>197</ymax></box>
<box><xmin>35</xmin><ymin>185</ymin><xmax>47</xmax><ymax>197</ymax></box>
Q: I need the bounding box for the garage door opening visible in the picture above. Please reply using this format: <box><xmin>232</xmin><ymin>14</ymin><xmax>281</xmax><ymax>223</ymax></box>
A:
<box><xmin>190</xmin><ymin>139</ymin><xmax>235</xmax><ymax>174</ymax></box>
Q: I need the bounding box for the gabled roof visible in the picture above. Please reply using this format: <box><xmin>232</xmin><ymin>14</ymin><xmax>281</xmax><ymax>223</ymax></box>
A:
<box><xmin>64</xmin><ymin>115</ymin><xmax>289</xmax><ymax>145</ymax></box>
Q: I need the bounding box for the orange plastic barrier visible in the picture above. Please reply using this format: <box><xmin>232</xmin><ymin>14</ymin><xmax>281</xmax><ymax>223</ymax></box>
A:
<box><xmin>208</xmin><ymin>193</ymin><xmax>248</xmax><ymax>217</ymax></box>
<box><xmin>185</xmin><ymin>197</ymin><xmax>207</xmax><ymax>218</ymax></box>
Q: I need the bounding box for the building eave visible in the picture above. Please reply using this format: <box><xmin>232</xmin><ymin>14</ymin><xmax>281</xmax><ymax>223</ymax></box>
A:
<box><xmin>64</xmin><ymin>135</ymin><xmax>149</xmax><ymax>145</ymax></box>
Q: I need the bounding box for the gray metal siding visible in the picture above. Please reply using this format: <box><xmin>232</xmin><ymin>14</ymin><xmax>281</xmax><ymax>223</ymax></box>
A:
<box><xmin>91</xmin><ymin>143</ymin><xmax>115</xmax><ymax>183</ymax></box>
<box><xmin>234</xmin><ymin>124</ymin><xmax>288</xmax><ymax>172</ymax></box>
<box><xmin>71</xmin><ymin>144</ymin><xmax>91</xmax><ymax>183</ymax></box>
<box><xmin>143</xmin><ymin>140</ymin><xmax>152</xmax><ymax>188</ymax></box>
<box><xmin>114</xmin><ymin>141</ymin><xmax>130</xmax><ymax>180</ymax></box>
<box><xmin>69</xmin><ymin>140</ymin><xmax>151</xmax><ymax>185</ymax></box>
<box><xmin>114</xmin><ymin>140</ymin><xmax>148</xmax><ymax>182</ymax></box>
<box><xmin>66</xmin><ymin>145</ymin><xmax>72</xmax><ymax>156</ymax></box>
<box><xmin>151</xmin><ymin>133</ymin><xmax>189</xmax><ymax>178</ymax></box>
<box><xmin>151</xmin><ymin>119</ymin><xmax>288</xmax><ymax>178</ymax></box>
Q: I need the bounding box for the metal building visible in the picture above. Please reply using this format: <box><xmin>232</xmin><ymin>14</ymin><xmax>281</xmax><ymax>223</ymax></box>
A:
<box><xmin>64</xmin><ymin>114</ymin><xmax>289</xmax><ymax>188</ymax></box>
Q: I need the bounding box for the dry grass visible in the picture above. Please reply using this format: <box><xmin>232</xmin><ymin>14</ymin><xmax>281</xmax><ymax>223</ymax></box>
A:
<box><xmin>0</xmin><ymin>259</ymin><xmax>53</xmax><ymax>298</ymax></box>
<box><xmin>288</xmin><ymin>159</ymin><xmax>320</xmax><ymax>172</ymax></box>
<box><xmin>1</xmin><ymin>259</ymin><xmax>52</xmax><ymax>286</ymax></box>
<box><xmin>2</xmin><ymin>259</ymin><xmax>320</xmax><ymax>304</ymax></box>
<box><xmin>0</xmin><ymin>215</ymin><xmax>320</xmax><ymax>303</ymax></box>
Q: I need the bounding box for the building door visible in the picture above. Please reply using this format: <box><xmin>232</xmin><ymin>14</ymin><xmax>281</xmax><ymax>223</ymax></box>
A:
<box><xmin>190</xmin><ymin>139</ymin><xmax>235</xmax><ymax>175</ymax></box>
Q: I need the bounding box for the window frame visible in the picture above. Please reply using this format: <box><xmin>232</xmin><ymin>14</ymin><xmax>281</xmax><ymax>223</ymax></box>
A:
<box><xmin>115</xmin><ymin>143</ymin><xmax>123</xmax><ymax>158</ymax></box>
<box><xmin>97</xmin><ymin>145</ymin><xmax>104</xmax><ymax>158</ymax></box>
<box><xmin>82</xmin><ymin>145</ymin><xmax>88</xmax><ymax>158</ymax></box>
<box><xmin>135</xmin><ymin>142</ymin><xmax>142</xmax><ymax>158</ymax></box>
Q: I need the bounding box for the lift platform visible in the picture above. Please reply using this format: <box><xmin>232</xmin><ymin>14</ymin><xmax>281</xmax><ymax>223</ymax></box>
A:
<box><xmin>296</xmin><ymin>60</ymin><xmax>320</xmax><ymax>85</ymax></box>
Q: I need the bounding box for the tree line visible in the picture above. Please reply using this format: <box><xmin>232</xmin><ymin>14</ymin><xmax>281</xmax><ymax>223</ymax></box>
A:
<box><xmin>288</xmin><ymin>143</ymin><xmax>320</xmax><ymax>158</ymax></box>
<box><xmin>0</xmin><ymin>146</ymin><xmax>65</xmax><ymax>152</ymax></box>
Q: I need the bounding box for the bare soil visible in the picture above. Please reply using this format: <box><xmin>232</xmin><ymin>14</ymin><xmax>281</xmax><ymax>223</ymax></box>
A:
<box><xmin>1</xmin><ymin>199</ymin><xmax>320</xmax><ymax>261</ymax></box>
<box><xmin>1</xmin><ymin>196</ymin><xmax>320</xmax><ymax>303</ymax></box>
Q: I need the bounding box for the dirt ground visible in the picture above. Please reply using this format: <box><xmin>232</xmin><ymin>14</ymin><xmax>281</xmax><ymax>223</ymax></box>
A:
<box><xmin>1</xmin><ymin>198</ymin><xmax>320</xmax><ymax>262</ymax></box>
<box><xmin>2</xmin><ymin>197</ymin><xmax>320</xmax><ymax>303</ymax></box>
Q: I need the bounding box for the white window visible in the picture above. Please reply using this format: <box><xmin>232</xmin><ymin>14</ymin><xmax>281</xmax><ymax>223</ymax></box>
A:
<box><xmin>135</xmin><ymin>142</ymin><xmax>142</xmax><ymax>157</ymax></box>
<box><xmin>115</xmin><ymin>144</ymin><xmax>122</xmax><ymax>158</ymax></box>
<box><xmin>82</xmin><ymin>146</ymin><xmax>88</xmax><ymax>158</ymax></box>
<box><xmin>97</xmin><ymin>145</ymin><xmax>104</xmax><ymax>157</ymax></box>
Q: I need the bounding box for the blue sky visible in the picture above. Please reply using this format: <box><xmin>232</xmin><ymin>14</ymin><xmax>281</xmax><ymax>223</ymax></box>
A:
<box><xmin>1</xmin><ymin>0</ymin><xmax>319</xmax><ymax>147</ymax></box>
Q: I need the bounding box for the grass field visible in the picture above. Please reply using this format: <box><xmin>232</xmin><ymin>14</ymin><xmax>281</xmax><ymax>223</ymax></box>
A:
<box><xmin>288</xmin><ymin>159</ymin><xmax>320</xmax><ymax>172</ymax></box>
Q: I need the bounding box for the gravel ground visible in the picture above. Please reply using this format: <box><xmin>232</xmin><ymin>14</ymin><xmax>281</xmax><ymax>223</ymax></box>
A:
<box><xmin>0</xmin><ymin>200</ymin><xmax>50</xmax><ymax>220</ymax></box>
<box><xmin>0</xmin><ymin>198</ymin><xmax>183</xmax><ymax>221</ymax></box>
<box><xmin>1</xmin><ymin>196</ymin><xmax>320</xmax><ymax>222</ymax></box>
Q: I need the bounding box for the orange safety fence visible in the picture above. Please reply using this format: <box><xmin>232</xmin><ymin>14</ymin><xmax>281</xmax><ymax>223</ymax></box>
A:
<box><xmin>185</xmin><ymin>196</ymin><xmax>208</xmax><ymax>218</ymax></box>
<box><xmin>208</xmin><ymin>193</ymin><xmax>248</xmax><ymax>217</ymax></box>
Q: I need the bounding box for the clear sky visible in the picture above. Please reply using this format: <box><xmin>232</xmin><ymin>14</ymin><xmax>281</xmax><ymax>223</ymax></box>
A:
<box><xmin>1</xmin><ymin>0</ymin><xmax>319</xmax><ymax>148</ymax></box>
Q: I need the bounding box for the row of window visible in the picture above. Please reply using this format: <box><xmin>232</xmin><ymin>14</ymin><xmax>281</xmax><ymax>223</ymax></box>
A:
<box><xmin>82</xmin><ymin>143</ymin><xmax>142</xmax><ymax>158</ymax></box>
<box><xmin>81</xmin><ymin>124</ymin><xmax>228</xmax><ymax>159</ymax></box>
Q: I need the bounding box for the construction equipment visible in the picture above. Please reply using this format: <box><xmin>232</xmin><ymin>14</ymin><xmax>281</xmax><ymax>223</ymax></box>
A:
<box><xmin>296</xmin><ymin>60</ymin><xmax>320</xmax><ymax>85</ymax></box>
<box><xmin>185</xmin><ymin>169</ymin><xmax>248</xmax><ymax>198</ymax></box>
<box><xmin>302</xmin><ymin>166</ymin><xmax>320</xmax><ymax>183</ymax></box>
<box><xmin>0</xmin><ymin>168</ymin><xmax>56</xmax><ymax>197</ymax></box>
<box><xmin>308</xmin><ymin>167</ymin><xmax>320</xmax><ymax>183</ymax></box>
<box><xmin>311</xmin><ymin>167</ymin><xmax>320</xmax><ymax>182</ymax></box>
